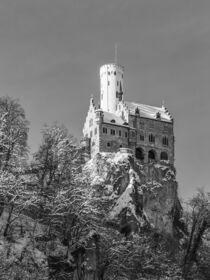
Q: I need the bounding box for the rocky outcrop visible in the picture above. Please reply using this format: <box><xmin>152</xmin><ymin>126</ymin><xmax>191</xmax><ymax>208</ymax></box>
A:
<box><xmin>84</xmin><ymin>151</ymin><xmax>183</xmax><ymax>237</ymax></box>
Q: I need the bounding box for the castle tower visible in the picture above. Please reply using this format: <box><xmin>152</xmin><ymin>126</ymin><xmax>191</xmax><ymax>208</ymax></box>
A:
<box><xmin>100</xmin><ymin>64</ymin><xmax>124</xmax><ymax>113</ymax></box>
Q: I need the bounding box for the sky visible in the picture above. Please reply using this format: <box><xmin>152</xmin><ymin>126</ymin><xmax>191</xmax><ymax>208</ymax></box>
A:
<box><xmin>0</xmin><ymin>0</ymin><xmax>209</xmax><ymax>199</ymax></box>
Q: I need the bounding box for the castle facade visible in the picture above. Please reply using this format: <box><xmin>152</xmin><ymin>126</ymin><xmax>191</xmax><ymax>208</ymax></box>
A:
<box><xmin>82</xmin><ymin>63</ymin><xmax>174</xmax><ymax>164</ymax></box>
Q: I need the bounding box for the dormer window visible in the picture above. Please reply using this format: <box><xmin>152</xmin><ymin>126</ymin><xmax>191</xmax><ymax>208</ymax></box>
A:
<box><xmin>110</xmin><ymin>119</ymin><xmax>116</xmax><ymax>123</ymax></box>
<box><xmin>135</xmin><ymin>107</ymin><xmax>140</xmax><ymax>115</ymax></box>
<box><xmin>156</xmin><ymin>112</ymin><xmax>161</xmax><ymax>119</ymax></box>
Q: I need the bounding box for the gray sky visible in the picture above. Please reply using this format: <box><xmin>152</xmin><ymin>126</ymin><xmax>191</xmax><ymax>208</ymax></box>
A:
<box><xmin>0</xmin><ymin>0</ymin><xmax>210</xmax><ymax>199</ymax></box>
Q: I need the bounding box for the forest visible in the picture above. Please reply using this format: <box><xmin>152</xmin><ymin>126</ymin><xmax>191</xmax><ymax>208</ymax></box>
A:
<box><xmin>0</xmin><ymin>96</ymin><xmax>209</xmax><ymax>280</ymax></box>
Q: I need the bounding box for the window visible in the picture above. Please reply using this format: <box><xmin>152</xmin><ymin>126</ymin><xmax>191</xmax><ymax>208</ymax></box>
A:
<box><xmin>107</xmin><ymin>142</ymin><xmax>111</xmax><ymax>147</ymax></box>
<box><xmin>119</xmin><ymin>144</ymin><xmax>122</xmax><ymax>148</ymax></box>
<box><xmin>111</xmin><ymin>129</ymin><xmax>115</xmax><ymax>135</ymax></box>
<box><xmin>94</xmin><ymin>127</ymin><xmax>97</xmax><ymax>135</ymax></box>
<box><xmin>140</xmin><ymin>120</ymin><xmax>144</xmax><ymax>129</ymax></box>
<box><xmin>148</xmin><ymin>150</ymin><xmax>156</xmax><ymax>161</ymax></box>
<box><xmin>149</xmin><ymin>121</ymin><xmax>154</xmax><ymax>128</ymax></box>
<box><xmin>114</xmin><ymin>71</ymin><xmax>116</xmax><ymax>75</ymax></box>
<box><xmin>125</xmin><ymin>132</ymin><xmax>128</xmax><ymax>138</ymax></box>
<box><xmin>162</xmin><ymin>136</ymin><xmax>169</xmax><ymax>146</ymax></box>
<box><xmin>119</xmin><ymin>130</ymin><xmax>122</xmax><ymax>136</ymax></box>
<box><xmin>110</xmin><ymin>119</ymin><xmax>116</xmax><ymax>123</ymax></box>
<box><xmin>131</xmin><ymin>131</ymin><xmax>135</xmax><ymax>138</ymax></box>
<box><xmin>136</xmin><ymin>147</ymin><xmax>144</xmax><ymax>161</ymax></box>
<box><xmin>132</xmin><ymin>121</ymin><xmax>136</xmax><ymax>128</ymax></box>
<box><xmin>149</xmin><ymin>134</ymin><xmax>155</xmax><ymax>143</ymax></box>
<box><xmin>140</xmin><ymin>134</ymin><xmax>144</xmax><ymax>141</ymax></box>
<box><xmin>90</xmin><ymin>131</ymin><xmax>93</xmax><ymax>138</ymax></box>
<box><xmin>108</xmin><ymin>81</ymin><xmax>110</xmax><ymax>86</ymax></box>
<box><xmin>108</xmin><ymin>71</ymin><xmax>110</xmax><ymax>75</ymax></box>
<box><xmin>117</xmin><ymin>81</ymin><xmax>119</xmax><ymax>86</ymax></box>
<box><xmin>164</xmin><ymin>125</ymin><xmax>168</xmax><ymax>133</ymax></box>
<box><xmin>156</xmin><ymin>112</ymin><xmax>161</xmax><ymax>119</ymax></box>
<box><xmin>103</xmin><ymin>127</ymin><xmax>107</xmax><ymax>134</ymax></box>
<box><xmin>92</xmin><ymin>141</ymin><xmax>95</xmax><ymax>146</ymax></box>
<box><xmin>160</xmin><ymin>152</ymin><xmax>168</xmax><ymax>161</ymax></box>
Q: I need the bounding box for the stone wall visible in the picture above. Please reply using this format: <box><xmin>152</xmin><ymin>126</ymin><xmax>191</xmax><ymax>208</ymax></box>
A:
<box><xmin>98</xmin><ymin>122</ymin><xmax>129</xmax><ymax>153</ymax></box>
<box><xmin>128</xmin><ymin>115</ymin><xmax>174</xmax><ymax>163</ymax></box>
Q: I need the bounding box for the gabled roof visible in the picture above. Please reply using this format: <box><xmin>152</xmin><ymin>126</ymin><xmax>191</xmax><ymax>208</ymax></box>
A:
<box><xmin>125</xmin><ymin>101</ymin><xmax>172</xmax><ymax>122</ymax></box>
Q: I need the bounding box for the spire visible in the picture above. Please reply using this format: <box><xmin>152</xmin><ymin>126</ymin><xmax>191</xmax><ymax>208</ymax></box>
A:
<box><xmin>114</xmin><ymin>43</ymin><xmax>118</xmax><ymax>65</ymax></box>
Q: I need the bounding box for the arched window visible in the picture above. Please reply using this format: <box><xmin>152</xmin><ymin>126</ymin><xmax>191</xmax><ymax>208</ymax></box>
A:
<box><xmin>160</xmin><ymin>152</ymin><xmax>168</xmax><ymax>161</ymax></box>
<box><xmin>148</xmin><ymin>150</ymin><xmax>156</xmax><ymax>161</ymax></box>
<box><xmin>135</xmin><ymin>147</ymin><xmax>144</xmax><ymax>161</ymax></box>
<box><xmin>149</xmin><ymin>134</ymin><xmax>155</xmax><ymax>143</ymax></box>
<box><xmin>162</xmin><ymin>136</ymin><xmax>169</xmax><ymax>146</ymax></box>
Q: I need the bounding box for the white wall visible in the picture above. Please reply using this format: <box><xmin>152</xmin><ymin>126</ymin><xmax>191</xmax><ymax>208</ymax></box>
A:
<box><xmin>100</xmin><ymin>64</ymin><xmax>124</xmax><ymax>113</ymax></box>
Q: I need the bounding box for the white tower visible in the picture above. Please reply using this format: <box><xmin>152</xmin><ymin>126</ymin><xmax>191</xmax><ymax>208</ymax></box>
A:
<box><xmin>100</xmin><ymin>63</ymin><xmax>124</xmax><ymax>113</ymax></box>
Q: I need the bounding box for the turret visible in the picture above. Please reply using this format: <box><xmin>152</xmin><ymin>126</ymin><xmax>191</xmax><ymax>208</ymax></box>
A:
<box><xmin>95</xmin><ymin>106</ymin><xmax>104</xmax><ymax>124</ymax></box>
<box><xmin>100</xmin><ymin>64</ymin><xmax>124</xmax><ymax>113</ymax></box>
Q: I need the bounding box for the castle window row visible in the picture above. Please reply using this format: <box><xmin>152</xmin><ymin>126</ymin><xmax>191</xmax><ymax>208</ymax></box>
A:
<box><xmin>130</xmin><ymin>119</ymin><xmax>173</xmax><ymax>133</ymax></box>
<box><xmin>103</xmin><ymin>126</ymin><xmax>128</xmax><ymax>138</ymax></box>
<box><xmin>135</xmin><ymin>148</ymin><xmax>169</xmax><ymax>162</ymax></box>
<box><xmin>107</xmin><ymin>142</ymin><xmax>123</xmax><ymax>148</ymax></box>
<box><xmin>106</xmin><ymin>71</ymin><xmax>123</xmax><ymax>78</ymax></box>
<box><xmin>101</xmin><ymin>127</ymin><xmax>169</xmax><ymax>146</ymax></box>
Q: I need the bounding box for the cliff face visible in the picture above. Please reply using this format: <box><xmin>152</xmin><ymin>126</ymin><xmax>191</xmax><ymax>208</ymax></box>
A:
<box><xmin>84</xmin><ymin>151</ymin><xmax>182</xmax><ymax>237</ymax></box>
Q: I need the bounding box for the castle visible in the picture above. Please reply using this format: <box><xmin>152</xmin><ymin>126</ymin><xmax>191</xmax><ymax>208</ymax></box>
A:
<box><xmin>82</xmin><ymin>63</ymin><xmax>174</xmax><ymax>164</ymax></box>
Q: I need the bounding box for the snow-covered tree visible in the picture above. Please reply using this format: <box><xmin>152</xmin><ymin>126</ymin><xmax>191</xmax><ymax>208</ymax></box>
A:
<box><xmin>183</xmin><ymin>190</ymin><xmax>210</xmax><ymax>279</ymax></box>
<box><xmin>0</xmin><ymin>96</ymin><xmax>29</xmax><ymax>171</ymax></box>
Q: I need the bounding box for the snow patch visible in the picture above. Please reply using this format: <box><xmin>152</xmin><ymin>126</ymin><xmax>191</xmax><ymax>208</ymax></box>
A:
<box><xmin>109</xmin><ymin>180</ymin><xmax>134</xmax><ymax>219</ymax></box>
<box><xmin>129</xmin><ymin>168</ymin><xmax>141</xmax><ymax>183</ymax></box>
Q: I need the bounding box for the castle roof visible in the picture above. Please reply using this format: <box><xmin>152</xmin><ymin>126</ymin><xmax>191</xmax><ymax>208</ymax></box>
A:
<box><xmin>103</xmin><ymin>111</ymin><xmax>127</xmax><ymax>126</ymax></box>
<box><xmin>125</xmin><ymin>101</ymin><xmax>172</xmax><ymax>122</ymax></box>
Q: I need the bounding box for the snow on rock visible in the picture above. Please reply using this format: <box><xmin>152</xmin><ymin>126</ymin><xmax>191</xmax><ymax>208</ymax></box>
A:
<box><xmin>84</xmin><ymin>152</ymin><xmax>183</xmax><ymax>236</ymax></box>
<box><xmin>110</xmin><ymin>178</ymin><xmax>134</xmax><ymax>219</ymax></box>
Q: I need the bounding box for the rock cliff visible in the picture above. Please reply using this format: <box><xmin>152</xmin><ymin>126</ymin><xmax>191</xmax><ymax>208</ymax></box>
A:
<box><xmin>83</xmin><ymin>151</ymin><xmax>183</xmax><ymax>237</ymax></box>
